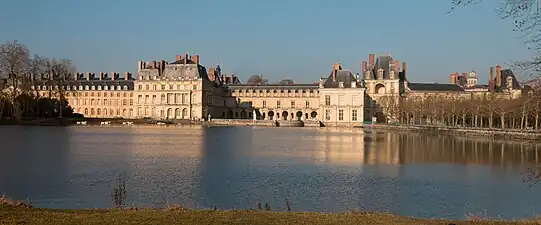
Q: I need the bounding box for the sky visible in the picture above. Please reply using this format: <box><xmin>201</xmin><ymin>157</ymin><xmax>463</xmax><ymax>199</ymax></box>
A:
<box><xmin>0</xmin><ymin>0</ymin><xmax>535</xmax><ymax>84</ymax></box>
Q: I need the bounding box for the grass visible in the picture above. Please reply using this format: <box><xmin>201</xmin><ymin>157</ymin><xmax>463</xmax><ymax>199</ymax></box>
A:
<box><xmin>1</xmin><ymin>195</ymin><xmax>540</xmax><ymax>225</ymax></box>
<box><xmin>2</xmin><ymin>205</ymin><xmax>541</xmax><ymax>225</ymax></box>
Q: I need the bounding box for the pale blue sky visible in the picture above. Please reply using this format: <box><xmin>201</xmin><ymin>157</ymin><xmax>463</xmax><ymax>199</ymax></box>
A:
<box><xmin>0</xmin><ymin>0</ymin><xmax>533</xmax><ymax>84</ymax></box>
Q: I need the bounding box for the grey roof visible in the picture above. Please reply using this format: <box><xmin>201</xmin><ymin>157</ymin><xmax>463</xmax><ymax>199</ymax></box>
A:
<box><xmin>225</xmin><ymin>83</ymin><xmax>318</xmax><ymax>90</ymax></box>
<box><xmin>374</xmin><ymin>55</ymin><xmax>392</xmax><ymax>79</ymax></box>
<box><xmin>498</xmin><ymin>69</ymin><xmax>521</xmax><ymax>89</ymax></box>
<box><xmin>169</xmin><ymin>59</ymin><xmax>197</xmax><ymax>65</ymax></box>
<box><xmin>34</xmin><ymin>79</ymin><xmax>135</xmax><ymax>90</ymax></box>
<box><xmin>407</xmin><ymin>83</ymin><xmax>465</xmax><ymax>92</ymax></box>
<box><xmin>322</xmin><ymin>70</ymin><xmax>358</xmax><ymax>88</ymax></box>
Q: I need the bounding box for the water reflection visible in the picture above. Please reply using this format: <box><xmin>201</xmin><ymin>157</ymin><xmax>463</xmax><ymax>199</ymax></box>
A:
<box><xmin>0</xmin><ymin>126</ymin><xmax>540</xmax><ymax>219</ymax></box>
<box><xmin>0</xmin><ymin>126</ymin><xmax>69</xmax><ymax>205</ymax></box>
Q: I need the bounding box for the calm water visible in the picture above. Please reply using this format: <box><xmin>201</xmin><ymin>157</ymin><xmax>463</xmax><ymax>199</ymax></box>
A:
<box><xmin>0</xmin><ymin>125</ymin><xmax>540</xmax><ymax>219</ymax></box>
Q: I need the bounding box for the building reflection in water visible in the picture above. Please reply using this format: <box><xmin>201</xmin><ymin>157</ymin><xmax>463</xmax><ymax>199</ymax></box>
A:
<box><xmin>66</xmin><ymin>125</ymin><xmax>205</xmax><ymax>209</ymax></box>
<box><xmin>0</xmin><ymin>126</ymin><xmax>71</xmax><ymax>206</ymax></box>
<box><xmin>313</xmin><ymin>128</ymin><xmax>541</xmax><ymax>169</ymax></box>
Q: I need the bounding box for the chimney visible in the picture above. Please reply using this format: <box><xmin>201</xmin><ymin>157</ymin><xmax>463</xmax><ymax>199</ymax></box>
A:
<box><xmin>192</xmin><ymin>54</ymin><xmax>199</xmax><ymax>64</ymax></box>
<box><xmin>125</xmin><ymin>72</ymin><xmax>131</xmax><ymax>80</ymax></box>
<box><xmin>362</xmin><ymin>61</ymin><xmax>367</xmax><ymax>73</ymax></box>
<box><xmin>152</xmin><ymin>61</ymin><xmax>157</xmax><ymax>69</ymax></box>
<box><xmin>489</xmin><ymin>67</ymin><xmax>495</xmax><ymax>92</ymax></box>
<box><xmin>496</xmin><ymin>65</ymin><xmax>502</xmax><ymax>87</ymax></box>
<box><xmin>161</xmin><ymin>60</ymin><xmax>166</xmax><ymax>74</ymax></box>
<box><xmin>230</xmin><ymin>74</ymin><xmax>235</xmax><ymax>84</ymax></box>
<box><xmin>74</xmin><ymin>73</ymin><xmax>78</xmax><ymax>80</ymax></box>
<box><xmin>175</xmin><ymin>55</ymin><xmax>181</xmax><ymax>61</ymax></box>
<box><xmin>184</xmin><ymin>53</ymin><xmax>188</xmax><ymax>64</ymax></box>
<box><xmin>402</xmin><ymin>62</ymin><xmax>407</xmax><ymax>80</ymax></box>
<box><xmin>86</xmin><ymin>72</ymin><xmax>91</xmax><ymax>80</ymax></box>
<box><xmin>369</xmin><ymin>53</ymin><xmax>375</xmax><ymax>69</ymax></box>
<box><xmin>99</xmin><ymin>72</ymin><xmax>104</xmax><ymax>80</ymax></box>
<box><xmin>394</xmin><ymin>60</ymin><xmax>400</xmax><ymax>72</ymax></box>
<box><xmin>462</xmin><ymin>72</ymin><xmax>467</xmax><ymax>79</ymax></box>
<box><xmin>209</xmin><ymin>68</ymin><xmax>215</xmax><ymax>81</ymax></box>
<box><xmin>449</xmin><ymin>73</ymin><xmax>456</xmax><ymax>84</ymax></box>
<box><xmin>137</xmin><ymin>61</ymin><xmax>143</xmax><ymax>72</ymax></box>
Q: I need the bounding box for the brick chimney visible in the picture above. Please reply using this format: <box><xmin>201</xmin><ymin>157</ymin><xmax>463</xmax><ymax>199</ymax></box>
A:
<box><xmin>184</xmin><ymin>53</ymin><xmax>188</xmax><ymax>64</ymax></box>
<box><xmin>152</xmin><ymin>61</ymin><xmax>157</xmax><ymax>69</ymax></box>
<box><xmin>209</xmin><ymin>68</ymin><xmax>215</xmax><ymax>81</ymax></box>
<box><xmin>495</xmin><ymin>65</ymin><xmax>502</xmax><ymax>87</ymax></box>
<box><xmin>125</xmin><ymin>72</ymin><xmax>130</xmax><ymax>80</ymax></box>
<box><xmin>192</xmin><ymin>54</ymin><xmax>199</xmax><ymax>64</ymax></box>
<box><xmin>402</xmin><ymin>62</ymin><xmax>407</xmax><ymax>80</ymax></box>
<box><xmin>86</xmin><ymin>72</ymin><xmax>90</xmax><ymax>80</ymax></box>
<box><xmin>99</xmin><ymin>72</ymin><xmax>104</xmax><ymax>80</ymax></box>
<box><xmin>489</xmin><ymin>67</ymin><xmax>494</xmax><ymax>92</ymax></box>
<box><xmin>362</xmin><ymin>61</ymin><xmax>367</xmax><ymax>73</ymax></box>
<box><xmin>369</xmin><ymin>53</ymin><xmax>375</xmax><ymax>70</ymax></box>
<box><xmin>176</xmin><ymin>55</ymin><xmax>181</xmax><ymax>61</ymax></box>
<box><xmin>109</xmin><ymin>72</ymin><xmax>114</xmax><ymax>80</ymax></box>
<box><xmin>449</xmin><ymin>73</ymin><xmax>456</xmax><ymax>84</ymax></box>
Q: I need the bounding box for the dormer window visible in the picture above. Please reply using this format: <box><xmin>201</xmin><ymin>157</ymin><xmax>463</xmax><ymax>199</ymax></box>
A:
<box><xmin>339</xmin><ymin>82</ymin><xmax>344</xmax><ymax>88</ymax></box>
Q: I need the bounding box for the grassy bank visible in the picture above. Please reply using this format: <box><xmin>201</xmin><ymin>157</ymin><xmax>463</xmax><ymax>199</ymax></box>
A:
<box><xmin>1</xmin><ymin>206</ymin><xmax>540</xmax><ymax>225</ymax></box>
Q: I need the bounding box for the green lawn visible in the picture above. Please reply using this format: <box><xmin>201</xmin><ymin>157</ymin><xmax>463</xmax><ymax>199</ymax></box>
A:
<box><xmin>0</xmin><ymin>206</ymin><xmax>539</xmax><ymax>225</ymax></box>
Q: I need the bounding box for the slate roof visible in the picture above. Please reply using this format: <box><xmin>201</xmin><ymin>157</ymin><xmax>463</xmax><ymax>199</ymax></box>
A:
<box><xmin>34</xmin><ymin>79</ymin><xmax>135</xmax><ymax>90</ymax></box>
<box><xmin>407</xmin><ymin>83</ymin><xmax>465</xmax><ymax>92</ymax></box>
<box><xmin>498</xmin><ymin>69</ymin><xmax>521</xmax><ymax>89</ymax></box>
<box><xmin>322</xmin><ymin>69</ymin><xmax>358</xmax><ymax>88</ymax></box>
<box><xmin>225</xmin><ymin>83</ymin><xmax>318</xmax><ymax>90</ymax></box>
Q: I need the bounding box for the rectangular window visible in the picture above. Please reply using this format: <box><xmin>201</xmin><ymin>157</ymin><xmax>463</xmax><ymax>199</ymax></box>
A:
<box><xmin>277</xmin><ymin>100</ymin><xmax>281</xmax><ymax>108</ymax></box>
<box><xmin>290</xmin><ymin>101</ymin><xmax>295</xmax><ymax>108</ymax></box>
<box><xmin>352</xmin><ymin>110</ymin><xmax>357</xmax><ymax>121</ymax></box>
<box><xmin>325</xmin><ymin>95</ymin><xmax>330</xmax><ymax>106</ymax></box>
<box><xmin>130</xmin><ymin>99</ymin><xmax>133</xmax><ymax>106</ymax></box>
<box><xmin>305</xmin><ymin>100</ymin><xmax>310</xmax><ymax>108</ymax></box>
<box><xmin>123</xmin><ymin>99</ymin><xmax>127</xmax><ymax>106</ymax></box>
<box><xmin>262</xmin><ymin>100</ymin><xmax>267</xmax><ymax>108</ymax></box>
<box><xmin>145</xmin><ymin>95</ymin><xmax>149</xmax><ymax>104</ymax></box>
<box><xmin>338</xmin><ymin>109</ymin><xmax>344</xmax><ymax>121</ymax></box>
<box><xmin>325</xmin><ymin>109</ymin><xmax>331</xmax><ymax>121</ymax></box>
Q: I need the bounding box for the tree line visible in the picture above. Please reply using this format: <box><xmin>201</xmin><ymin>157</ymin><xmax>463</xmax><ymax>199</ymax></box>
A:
<box><xmin>0</xmin><ymin>40</ymin><xmax>77</xmax><ymax>119</ymax></box>
<box><xmin>377</xmin><ymin>91</ymin><xmax>541</xmax><ymax>130</ymax></box>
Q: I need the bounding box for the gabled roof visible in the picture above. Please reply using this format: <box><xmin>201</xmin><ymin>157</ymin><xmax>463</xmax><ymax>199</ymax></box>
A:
<box><xmin>322</xmin><ymin>69</ymin><xmax>358</xmax><ymax>88</ymax></box>
<box><xmin>499</xmin><ymin>69</ymin><xmax>521</xmax><ymax>89</ymax></box>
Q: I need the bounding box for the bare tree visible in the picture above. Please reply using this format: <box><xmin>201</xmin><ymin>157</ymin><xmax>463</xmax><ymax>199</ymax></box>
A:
<box><xmin>450</xmin><ymin>0</ymin><xmax>541</xmax><ymax>72</ymax></box>
<box><xmin>246</xmin><ymin>75</ymin><xmax>268</xmax><ymax>85</ymax></box>
<box><xmin>278</xmin><ymin>79</ymin><xmax>294</xmax><ymax>85</ymax></box>
<box><xmin>0</xmin><ymin>40</ymin><xmax>30</xmax><ymax>118</ymax></box>
<box><xmin>42</xmin><ymin>58</ymin><xmax>76</xmax><ymax>117</ymax></box>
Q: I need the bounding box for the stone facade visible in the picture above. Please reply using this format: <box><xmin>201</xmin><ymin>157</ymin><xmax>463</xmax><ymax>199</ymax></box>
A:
<box><xmin>25</xmin><ymin>52</ymin><xmax>526</xmax><ymax>127</ymax></box>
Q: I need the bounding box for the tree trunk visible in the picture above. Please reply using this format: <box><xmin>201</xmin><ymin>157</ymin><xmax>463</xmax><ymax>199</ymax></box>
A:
<box><xmin>535</xmin><ymin>113</ymin><xmax>539</xmax><ymax>130</ymax></box>
<box><xmin>489</xmin><ymin>112</ymin><xmax>493</xmax><ymax>128</ymax></box>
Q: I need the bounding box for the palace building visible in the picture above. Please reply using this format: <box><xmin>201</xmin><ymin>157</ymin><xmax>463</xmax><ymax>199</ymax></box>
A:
<box><xmin>24</xmin><ymin>52</ymin><xmax>526</xmax><ymax>127</ymax></box>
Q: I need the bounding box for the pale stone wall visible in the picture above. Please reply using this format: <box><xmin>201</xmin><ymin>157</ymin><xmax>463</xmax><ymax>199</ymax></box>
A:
<box><xmin>227</xmin><ymin>86</ymin><xmax>320</xmax><ymax>120</ymax></box>
<box><xmin>318</xmin><ymin>88</ymin><xmax>365</xmax><ymax>127</ymax></box>
<box><xmin>36</xmin><ymin>86</ymin><xmax>135</xmax><ymax>119</ymax></box>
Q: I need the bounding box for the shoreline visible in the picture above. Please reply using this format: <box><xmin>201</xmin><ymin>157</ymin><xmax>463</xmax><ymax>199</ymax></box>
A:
<box><xmin>2</xmin><ymin>118</ymin><xmax>541</xmax><ymax>141</ymax></box>
<box><xmin>0</xmin><ymin>206</ymin><xmax>532</xmax><ymax>225</ymax></box>
<box><xmin>371</xmin><ymin>124</ymin><xmax>541</xmax><ymax>141</ymax></box>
